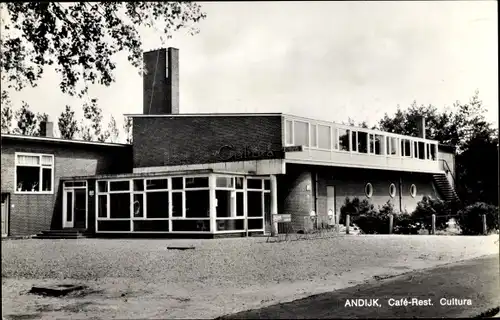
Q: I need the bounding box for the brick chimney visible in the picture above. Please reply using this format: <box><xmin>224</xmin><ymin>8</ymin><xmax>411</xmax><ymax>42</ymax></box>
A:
<box><xmin>143</xmin><ymin>47</ymin><xmax>179</xmax><ymax>115</ymax></box>
<box><xmin>39</xmin><ymin>120</ymin><xmax>54</xmax><ymax>138</ymax></box>
<box><xmin>415</xmin><ymin>115</ymin><xmax>426</xmax><ymax>139</ymax></box>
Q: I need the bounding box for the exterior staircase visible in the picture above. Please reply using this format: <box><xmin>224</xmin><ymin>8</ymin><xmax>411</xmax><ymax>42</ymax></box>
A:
<box><xmin>33</xmin><ymin>228</ymin><xmax>94</xmax><ymax>239</ymax></box>
<box><xmin>432</xmin><ymin>173</ymin><xmax>460</xmax><ymax>205</ymax></box>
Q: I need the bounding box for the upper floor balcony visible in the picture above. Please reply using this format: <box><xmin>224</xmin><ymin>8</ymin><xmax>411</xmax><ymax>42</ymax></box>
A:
<box><xmin>283</xmin><ymin>114</ymin><xmax>442</xmax><ymax>174</ymax></box>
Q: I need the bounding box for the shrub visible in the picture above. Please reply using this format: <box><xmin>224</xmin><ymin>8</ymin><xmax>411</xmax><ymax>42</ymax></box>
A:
<box><xmin>456</xmin><ymin>202</ymin><xmax>499</xmax><ymax>235</ymax></box>
<box><xmin>340</xmin><ymin>197</ymin><xmax>375</xmax><ymax>225</ymax></box>
<box><xmin>393</xmin><ymin>211</ymin><xmax>421</xmax><ymax>234</ymax></box>
<box><xmin>354</xmin><ymin>200</ymin><xmax>392</xmax><ymax>234</ymax></box>
<box><xmin>411</xmin><ymin>196</ymin><xmax>452</xmax><ymax>231</ymax></box>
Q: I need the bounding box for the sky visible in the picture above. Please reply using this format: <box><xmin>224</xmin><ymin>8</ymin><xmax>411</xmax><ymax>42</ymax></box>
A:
<box><xmin>3</xmin><ymin>1</ymin><xmax>498</xmax><ymax>141</ymax></box>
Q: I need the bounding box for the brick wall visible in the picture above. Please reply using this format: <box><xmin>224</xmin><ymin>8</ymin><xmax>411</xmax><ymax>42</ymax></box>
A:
<box><xmin>133</xmin><ymin>115</ymin><xmax>284</xmax><ymax>168</ymax></box>
<box><xmin>280</xmin><ymin>164</ymin><xmax>439</xmax><ymax>231</ymax></box>
<box><xmin>277</xmin><ymin>166</ymin><xmax>314</xmax><ymax>232</ymax></box>
<box><xmin>1</xmin><ymin>139</ymin><xmax>132</xmax><ymax>236</ymax></box>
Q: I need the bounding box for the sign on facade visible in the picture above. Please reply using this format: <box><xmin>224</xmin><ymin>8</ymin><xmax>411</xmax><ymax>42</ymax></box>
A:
<box><xmin>273</xmin><ymin>214</ymin><xmax>292</xmax><ymax>223</ymax></box>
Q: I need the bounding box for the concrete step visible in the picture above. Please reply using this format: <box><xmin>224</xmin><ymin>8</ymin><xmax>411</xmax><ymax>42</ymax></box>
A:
<box><xmin>41</xmin><ymin>229</ymin><xmax>86</xmax><ymax>234</ymax></box>
<box><xmin>33</xmin><ymin>235</ymin><xmax>88</xmax><ymax>239</ymax></box>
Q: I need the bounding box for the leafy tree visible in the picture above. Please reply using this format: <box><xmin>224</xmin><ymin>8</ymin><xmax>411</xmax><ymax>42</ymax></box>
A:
<box><xmin>1</xmin><ymin>90</ymin><xmax>13</xmax><ymax>133</ymax></box>
<box><xmin>58</xmin><ymin>105</ymin><xmax>79</xmax><ymax>139</ymax></box>
<box><xmin>107</xmin><ymin>115</ymin><xmax>120</xmax><ymax>143</ymax></box>
<box><xmin>377</xmin><ymin>91</ymin><xmax>499</xmax><ymax>206</ymax></box>
<box><xmin>36</xmin><ymin>112</ymin><xmax>49</xmax><ymax>136</ymax></box>
<box><xmin>377</xmin><ymin>91</ymin><xmax>494</xmax><ymax>153</ymax></box>
<box><xmin>456</xmin><ymin>129</ymin><xmax>499</xmax><ymax>206</ymax></box>
<box><xmin>13</xmin><ymin>101</ymin><xmax>37</xmax><ymax>135</ymax></box>
<box><xmin>123</xmin><ymin>116</ymin><xmax>133</xmax><ymax>144</ymax></box>
<box><xmin>80</xmin><ymin>98</ymin><xmax>109</xmax><ymax>142</ymax></box>
<box><xmin>0</xmin><ymin>2</ymin><xmax>206</xmax><ymax>99</ymax></box>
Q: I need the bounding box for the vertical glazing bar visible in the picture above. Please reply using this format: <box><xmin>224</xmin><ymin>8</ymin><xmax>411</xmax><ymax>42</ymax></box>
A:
<box><xmin>209</xmin><ymin>175</ymin><xmax>216</xmax><ymax>234</ymax></box>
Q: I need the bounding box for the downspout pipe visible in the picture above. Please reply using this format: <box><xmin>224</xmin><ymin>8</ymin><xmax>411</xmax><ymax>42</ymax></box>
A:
<box><xmin>399</xmin><ymin>177</ymin><xmax>403</xmax><ymax>213</ymax></box>
<box><xmin>315</xmin><ymin>171</ymin><xmax>319</xmax><ymax>228</ymax></box>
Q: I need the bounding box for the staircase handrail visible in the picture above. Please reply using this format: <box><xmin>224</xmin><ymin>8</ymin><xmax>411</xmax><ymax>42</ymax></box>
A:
<box><xmin>439</xmin><ymin>159</ymin><xmax>456</xmax><ymax>186</ymax></box>
<box><xmin>439</xmin><ymin>158</ymin><xmax>464</xmax><ymax>204</ymax></box>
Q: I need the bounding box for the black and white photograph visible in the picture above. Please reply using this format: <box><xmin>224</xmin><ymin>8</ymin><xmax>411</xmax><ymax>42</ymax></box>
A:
<box><xmin>1</xmin><ymin>1</ymin><xmax>498</xmax><ymax>319</ymax></box>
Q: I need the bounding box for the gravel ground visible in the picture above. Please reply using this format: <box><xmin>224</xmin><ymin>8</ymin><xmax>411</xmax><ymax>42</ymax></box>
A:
<box><xmin>2</xmin><ymin>235</ymin><xmax>499</xmax><ymax>319</ymax></box>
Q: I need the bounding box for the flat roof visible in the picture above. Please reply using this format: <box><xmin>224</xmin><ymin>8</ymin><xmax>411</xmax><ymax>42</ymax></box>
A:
<box><xmin>1</xmin><ymin>134</ymin><xmax>131</xmax><ymax>148</ymax></box>
<box><xmin>61</xmin><ymin>169</ymin><xmax>254</xmax><ymax>181</ymax></box>
<box><xmin>125</xmin><ymin>112</ymin><xmax>283</xmax><ymax>118</ymax></box>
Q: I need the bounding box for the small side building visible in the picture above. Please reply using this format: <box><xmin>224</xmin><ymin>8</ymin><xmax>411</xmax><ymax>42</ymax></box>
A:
<box><xmin>1</xmin><ymin>132</ymin><xmax>132</xmax><ymax>237</ymax></box>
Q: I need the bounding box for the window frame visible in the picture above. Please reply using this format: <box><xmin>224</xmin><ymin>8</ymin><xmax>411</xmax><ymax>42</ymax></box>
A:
<box><xmin>14</xmin><ymin>152</ymin><xmax>55</xmax><ymax>194</ymax></box>
<box><xmin>310</xmin><ymin>123</ymin><xmax>318</xmax><ymax>148</ymax></box>
<box><xmin>293</xmin><ymin>120</ymin><xmax>310</xmax><ymax>147</ymax></box>
<box><xmin>364</xmin><ymin>182</ymin><xmax>373</xmax><ymax>198</ymax></box>
<box><xmin>410</xmin><ymin>184</ymin><xmax>417</xmax><ymax>198</ymax></box>
<box><xmin>285</xmin><ymin>119</ymin><xmax>294</xmax><ymax>146</ymax></box>
<box><xmin>389</xmin><ymin>183</ymin><xmax>397</xmax><ymax>198</ymax></box>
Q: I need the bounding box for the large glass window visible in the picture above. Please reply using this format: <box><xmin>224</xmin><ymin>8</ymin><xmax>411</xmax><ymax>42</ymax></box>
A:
<box><xmin>285</xmin><ymin>120</ymin><xmax>293</xmax><ymax>145</ymax></box>
<box><xmin>133</xmin><ymin>194</ymin><xmax>144</xmax><ymax>218</ymax></box>
<box><xmin>216</xmin><ymin>190</ymin><xmax>234</xmax><ymax>218</ymax></box>
<box><xmin>339</xmin><ymin>129</ymin><xmax>349</xmax><ymax>151</ymax></box>
<box><xmin>236</xmin><ymin>192</ymin><xmax>244</xmax><ymax>217</ymax></box>
<box><xmin>185</xmin><ymin>177</ymin><xmax>209</xmax><ymax>188</ymax></box>
<box><xmin>310</xmin><ymin>124</ymin><xmax>317</xmax><ymax>147</ymax></box>
<box><xmin>110</xmin><ymin>180</ymin><xmax>130</xmax><ymax>192</ymax></box>
<box><xmin>418</xmin><ymin>142</ymin><xmax>426</xmax><ymax>160</ymax></box>
<box><xmin>146</xmin><ymin>179</ymin><xmax>169</xmax><ymax>190</ymax></box>
<box><xmin>351</xmin><ymin>131</ymin><xmax>358</xmax><ymax>152</ymax></box>
<box><xmin>172</xmin><ymin>192</ymin><xmax>183</xmax><ymax>217</ymax></box>
<box><xmin>373</xmin><ymin>134</ymin><xmax>384</xmax><ymax>155</ymax></box>
<box><xmin>247</xmin><ymin>179</ymin><xmax>262</xmax><ymax>190</ymax></box>
<box><xmin>294</xmin><ymin>121</ymin><xmax>309</xmax><ymax>147</ymax></box>
<box><xmin>185</xmin><ymin>190</ymin><xmax>210</xmax><ymax>218</ymax></box>
<box><xmin>110</xmin><ymin>193</ymin><xmax>130</xmax><ymax>219</ymax></box>
<box><xmin>98</xmin><ymin>195</ymin><xmax>107</xmax><ymax>218</ymax></box>
<box><xmin>15</xmin><ymin>153</ymin><xmax>54</xmax><ymax>193</ymax></box>
<box><xmin>387</xmin><ymin>137</ymin><xmax>398</xmax><ymax>155</ymax></box>
<box><xmin>235</xmin><ymin>177</ymin><xmax>244</xmax><ymax>189</ymax></box>
<box><xmin>318</xmin><ymin>125</ymin><xmax>331</xmax><ymax>149</ymax></box>
<box><xmin>358</xmin><ymin>131</ymin><xmax>368</xmax><ymax>153</ymax></box>
<box><xmin>133</xmin><ymin>179</ymin><xmax>144</xmax><ymax>191</ymax></box>
<box><xmin>427</xmin><ymin>143</ymin><xmax>437</xmax><ymax>160</ymax></box>
<box><xmin>401</xmin><ymin>139</ymin><xmax>411</xmax><ymax>157</ymax></box>
<box><xmin>412</xmin><ymin>141</ymin><xmax>418</xmax><ymax>159</ymax></box>
<box><xmin>146</xmin><ymin>192</ymin><xmax>169</xmax><ymax>218</ymax></box>
<box><xmin>172</xmin><ymin>177</ymin><xmax>183</xmax><ymax>190</ymax></box>
<box><xmin>247</xmin><ymin>191</ymin><xmax>263</xmax><ymax>217</ymax></box>
<box><xmin>216</xmin><ymin>177</ymin><xmax>234</xmax><ymax>188</ymax></box>
<box><xmin>98</xmin><ymin>181</ymin><xmax>108</xmax><ymax>193</ymax></box>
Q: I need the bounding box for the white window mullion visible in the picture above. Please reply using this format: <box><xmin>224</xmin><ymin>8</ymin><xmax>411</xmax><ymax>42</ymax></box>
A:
<box><xmin>130</xmin><ymin>193</ymin><xmax>134</xmax><ymax>231</ymax></box>
<box><xmin>261</xmin><ymin>191</ymin><xmax>265</xmax><ymax>230</ymax></box>
<box><xmin>38</xmin><ymin>167</ymin><xmax>43</xmax><ymax>192</ymax></box>
<box><xmin>244</xmin><ymin>178</ymin><xmax>248</xmax><ymax>232</ymax></box>
<box><xmin>107</xmin><ymin>194</ymin><xmax>110</xmax><ymax>219</ymax></box>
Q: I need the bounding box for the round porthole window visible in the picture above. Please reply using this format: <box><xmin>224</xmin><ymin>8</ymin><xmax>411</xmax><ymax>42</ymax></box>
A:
<box><xmin>410</xmin><ymin>184</ymin><xmax>417</xmax><ymax>198</ymax></box>
<box><xmin>389</xmin><ymin>183</ymin><xmax>396</xmax><ymax>198</ymax></box>
<box><xmin>365</xmin><ymin>183</ymin><xmax>373</xmax><ymax>198</ymax></box>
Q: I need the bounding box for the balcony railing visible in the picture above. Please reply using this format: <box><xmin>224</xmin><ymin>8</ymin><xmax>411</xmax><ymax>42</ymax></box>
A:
<box><xmin>283</xmin><ymin>114</ymin><xmax>442</xmax><ymax>173</ymax></box>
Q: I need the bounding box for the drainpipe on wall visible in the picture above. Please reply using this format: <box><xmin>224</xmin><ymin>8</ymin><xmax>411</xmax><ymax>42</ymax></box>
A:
<box><xmin>399</xmin><ymin>177</ymin><xmax>403</xmax><ymax>213</ymax></box>
<box><xmin>315</xmin><ymin>171</ymin><xmax>319</xmax><ymax>229</ymax></box>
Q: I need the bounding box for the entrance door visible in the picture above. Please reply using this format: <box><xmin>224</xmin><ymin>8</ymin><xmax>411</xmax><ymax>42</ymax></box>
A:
<box><xmin>63</xmin><ymin>188</ymin><xmax>87</xmax><ymax>229</ymax></box>
<box><xmin>1</xmin><ymin>193</ymin><xmax>9</xmax><ymax>237</ymax></box>
<box><xmin>326</xmin><ymin>186</ymin><xmax>336</xmax><ymax>226</ymax></box>
<box><xmin>73</xmin><ymin>189</ymin><xmax>87</xmax><ymax>229</ymax></box>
